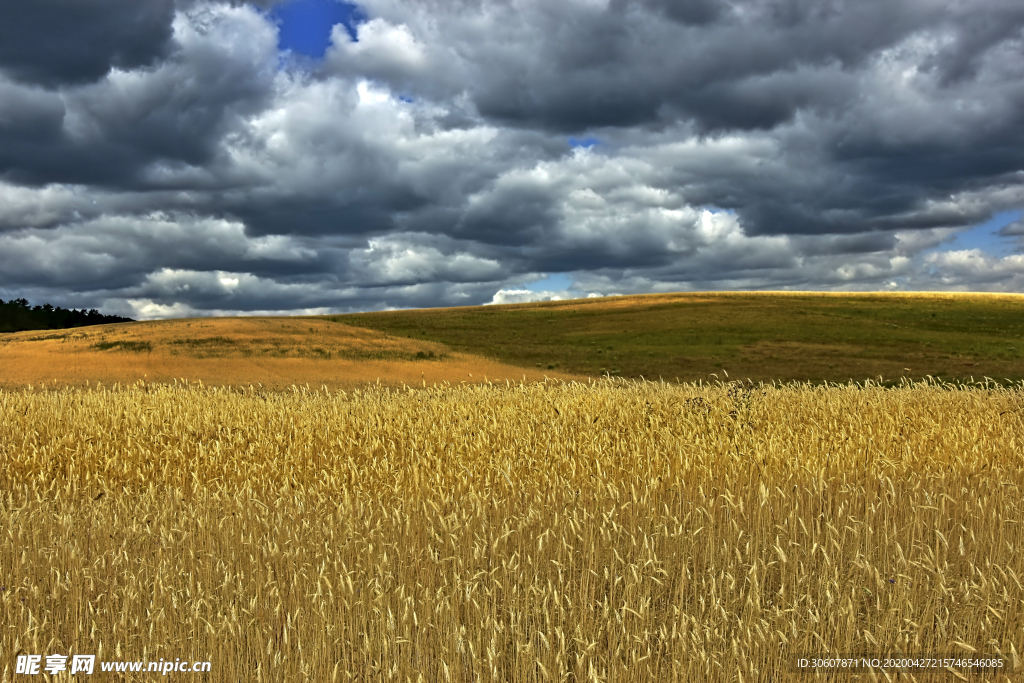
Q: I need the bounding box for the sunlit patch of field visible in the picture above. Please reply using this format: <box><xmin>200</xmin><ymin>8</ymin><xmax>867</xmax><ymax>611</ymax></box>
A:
<box><xmin>0</xmin><ymin>316</ymin><xmax>574</xmax><ymax>388</ymax></box>
<box><xmin>2</xmin><ymin>379</ymin><xmax>1023</xmax><ymax>681</ymax></box>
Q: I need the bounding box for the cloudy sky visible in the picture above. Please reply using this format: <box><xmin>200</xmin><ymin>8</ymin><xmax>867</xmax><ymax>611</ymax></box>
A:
<box><xmin>1</xmin><ymin>0</ymin><xmax>1023</xmax><ymax>318</ymax></box>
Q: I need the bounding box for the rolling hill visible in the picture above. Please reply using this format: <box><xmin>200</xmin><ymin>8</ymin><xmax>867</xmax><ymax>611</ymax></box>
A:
<box><xmin>0</xmin><ymin>316</ymin><xmax>570</xmax><ymax>389</ymax></box>
<box><xmin>333</xmin><ymin>291</ymin><xmax>1024</xmax><ymax>384</ymax></box>
<box><xmin>3</xmin><ymin>291</ymin><xmax>1024</xmax><ymax>388</ymax></box>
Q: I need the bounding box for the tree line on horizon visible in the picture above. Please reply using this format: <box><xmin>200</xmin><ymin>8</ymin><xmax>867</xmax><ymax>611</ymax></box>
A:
<box><xmin>0</xmin><ymin>298</ymin><xmax>134</xmax><ymax>333</ymax></box>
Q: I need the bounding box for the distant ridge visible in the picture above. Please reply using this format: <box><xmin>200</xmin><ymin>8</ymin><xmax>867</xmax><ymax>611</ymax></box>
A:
<box><xmin>0</xmin><ymin>298</ymin><xmax>133</xmax><ymax>333</ymax></box>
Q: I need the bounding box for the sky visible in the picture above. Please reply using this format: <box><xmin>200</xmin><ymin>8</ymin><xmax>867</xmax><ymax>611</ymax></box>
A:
<box><xmin>1</xmin><ymin>0</ymin><xmax>1024</xmax><ymax>319</ymax></box>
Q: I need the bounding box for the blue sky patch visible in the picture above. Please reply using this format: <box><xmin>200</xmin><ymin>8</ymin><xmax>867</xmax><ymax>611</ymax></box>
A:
<box><xmin>273</xmin><ymin>0</ymin><xmax>363</xmax><ymax>59</ymax></box>
<box><xmin>569</xmin><ymin>137</ymin><xmax>599</xmax><ymax>149</ymax></box>
<box><xmin>525</xmin><ymin>273</ymin><xmax>573</xmax><ymax>292</ymax></box>
<box><xmin>934</xmin><ymin>210</ymin><xmax>1023</xmax><ymax>257</ymax></box>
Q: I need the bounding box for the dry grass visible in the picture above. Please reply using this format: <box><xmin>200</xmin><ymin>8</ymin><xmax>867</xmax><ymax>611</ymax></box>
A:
<box><xmin>2</xmin><ymin>378</ymin><xmax>1024</xmax><ymax>681</ymax></box>
<box><xmin>0</xmin><ymin>316</ymin><xmax>572</xmax><ymax>389</ymax></box>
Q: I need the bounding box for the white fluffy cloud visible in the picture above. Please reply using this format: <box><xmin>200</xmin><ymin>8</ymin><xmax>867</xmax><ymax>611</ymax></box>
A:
<box><xmin>487</xmin><ymin>289</ymin><xmax>572</xmax><ymax>305</ymax></box>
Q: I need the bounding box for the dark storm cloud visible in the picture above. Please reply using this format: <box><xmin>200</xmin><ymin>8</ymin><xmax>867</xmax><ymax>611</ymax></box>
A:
<box><xmin>230</xmin><ymin>198</ymin><xmax>414</xmax><ymax>238</ymax></box>
<box><xmin>0</xmin><ymin>4</ymin><xmax>278</xmax><ymax>187</ymax></box>
<box><xmin>346</xmin><ymin>0</ymin><xmax>942</xmax><ymax>132</ymax></box>
<box><xmin>999</xmin><ymin>219</ymin><xmax>1024</xmax><ymax>237</ymax></box>
<box><xmin>0</xmin><ymin>0</ymin><xmax>176</xmax><ymax>87</ymax></box>
<box><xmin>0</xmin><ymin>84</ymin><xmax>68</xmax><ymax>184</ymax></box>
<box><xmin>926</xmin><ymin>3</ymin><xmax>1024</xmax><ymax>85</ymax></box>
<box><xmin>635</xmin><ymin>0</ymin><xmax>725</xmax><ymax>26</ymax></box>
<box><xmin>0</xmin><ymin>213</ymin><xmax>330</xmax><ymax>291</ymax></box>
<box><xmin>328</xmin><ymin>0</ymin><xmax>1024</xmax><ymax>239</ymax></box>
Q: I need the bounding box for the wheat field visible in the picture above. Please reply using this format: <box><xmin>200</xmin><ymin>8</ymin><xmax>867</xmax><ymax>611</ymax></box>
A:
<box><xmin>2</xmin><ymin>378</ymin><xmax>1023</xmax><ymax>681</ymax></box>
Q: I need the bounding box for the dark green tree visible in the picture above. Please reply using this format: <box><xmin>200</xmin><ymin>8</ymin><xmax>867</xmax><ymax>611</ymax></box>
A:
<box><xmin>0</xmin><ymin>298</ymin><xmax>134</xmax><ymax>333</ymax></box>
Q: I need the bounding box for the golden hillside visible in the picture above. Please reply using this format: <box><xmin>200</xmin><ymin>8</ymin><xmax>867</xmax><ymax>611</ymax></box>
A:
<box><xmin>0</xmin><ymin>316</ymin><xmax>572</xmax><ymax>389</ymax></box>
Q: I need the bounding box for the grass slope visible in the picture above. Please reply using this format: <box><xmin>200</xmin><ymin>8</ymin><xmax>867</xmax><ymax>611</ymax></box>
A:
<box><xmin>332</xmin><ymin>291</ymin><xmax>1024</xmax><ymax>384</ymax></box>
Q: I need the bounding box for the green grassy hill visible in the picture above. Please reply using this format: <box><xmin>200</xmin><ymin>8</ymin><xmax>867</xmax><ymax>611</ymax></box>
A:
<box><xmin>326</xmin><ymin>291</ymin><xmax>1024</xmax><ymax>384</ymax></box>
